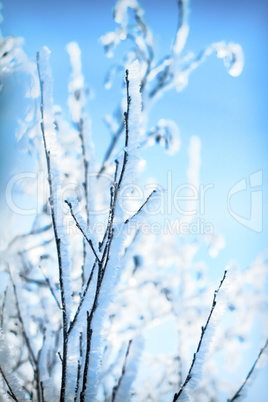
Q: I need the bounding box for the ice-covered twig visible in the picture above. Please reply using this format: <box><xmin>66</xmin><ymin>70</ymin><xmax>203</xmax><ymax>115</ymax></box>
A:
<box><xmin>79</xmin><ymin>68</ymin><xmax>133</xmax><ymax>400</ymax></box>
<box><xmin>97</xmin><ymin>123</ymin><xmax>124</xmax><ymax>178</ymax></box>
<box><xmin>74</xmin><ymin>360</ymin><xmax>81</xmax><ymax>402</ymax></box>
<box><xmin>173</xmin><ymin>270</ymin><xmax>228</xmax><ymax>401</ymax></box>
<box><xmin>66</xmin><ymin>42</ymin><xmax>94</xmax><ymax>285</ymax></box>
<box><xmin>64</xmin><ymin>199</ymin><xmax>101</xmax><ymax>264</ymax></box>
<box><xmin>228</xmin><ymin>338</ymin><xmax>268</xmax><ymax>402</ymax></box>
<box><xmin>36</xmin><ymin>49</ymin><xmax>71</xmax><ymax>402</ymax></box>
<box><xmin>173</xmin><ymin>0</ymin><xmax>189</xmax><ymax>55</ymax></box>
<box><xmin>68</xmin><ymin>260</ymin><xmax>98</xmax><ymax>335</ymax></box>
<box><xmin>80</xmin><ymin>312</ymin><xmax>93</xmax><ymax>402</ymax></box>
<box><xmin>111</xmin><ymin>335</ymin><xmax>144</xmax><ymax>402</ymax></box>
<box><xmin>117</xmin><ymin>69</ymin><xmax>130</xmax><ymax>188</ymax></box>
<box><xmin>6</xmin><ymin>224</ymin><xmax>52</xmax><ymax>251</ymax></box>
<box><xmin>37</xmin><ymin>268</ymin><xmax>61</xmax><ymax>310</ymax></box>
<box><xmin>10</xmin><ymin>275</ymin><xmax>43</xmax><ymax>402</ymax></box>
<box><xmin>78</xmin><ymin>119</ymin><xmax>90</xmax><ymax>285</ymax></box>
<box><xmin>0</xmin><ymin>286</ymin><xmax>7</xmax><ymax>328</ymax></box>
<box><xmin>111</xmin><ymin>340</ymin><xmax>132</xmax><ymax>402</ymax></box>
<box><xmin>125</xmin><ymin>189</ymin><xmax>156</xmax><ymax>224</ymax></box>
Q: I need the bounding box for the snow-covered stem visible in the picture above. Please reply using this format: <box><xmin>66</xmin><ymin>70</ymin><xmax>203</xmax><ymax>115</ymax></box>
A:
<box><xmin>64</xmin><ymin>199</ymin><xmax>101</xmax><ymax>263</ymax></box>
<box><xmin>228</xmin><ymin>338</ymin><xmax>268</xmax><ymax>402</ymax></box>
<box><xmin>124</xmin><ymin>189</ymin><xmax>156</xmax><ymax>224</ymax></box>
<box><xmin>36</xmin><ymin>50</ymin><xmax>69</xmax><ymax>402</ymax></box>
<box><xmin>97</xmin><ymin>123</ymin><xmax>124</xmax><ymax>178</ymax></box>
<box><xmin>173</xmin><ymin>269</ymin><xmax>228</xmax><ymax>401</ymax></box>
<box><xmin>117</xmin><ymin>69</ymin><xmax>130</xmax><ymax>188</ymax></box>
<box><xmin>10</xmin><ymin>274</ymin><xmax>42</xmax><ymax>402</ymax></box>
<box><xmin>111</xmin><ymin>339</ymin><xmax>132</xmax><ymax>402</ymax></box>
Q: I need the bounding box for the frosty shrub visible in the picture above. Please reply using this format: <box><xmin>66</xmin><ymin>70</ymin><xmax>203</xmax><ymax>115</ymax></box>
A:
<box><xmin>0</xmin><ymin>0</ymin><xmax>267</xmax><ymax>401</ymax></box>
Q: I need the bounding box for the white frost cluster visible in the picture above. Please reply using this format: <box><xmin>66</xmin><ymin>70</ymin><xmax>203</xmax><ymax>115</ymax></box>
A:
<box><xmin>213</xmin><ymin>41</ymin><xmax>244</xmax><ymax>77</ymax></box>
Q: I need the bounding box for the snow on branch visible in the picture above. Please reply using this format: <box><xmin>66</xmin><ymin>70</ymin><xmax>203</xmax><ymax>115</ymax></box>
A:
<box><xmin>112</xmin><ymin>335</ymin><xmax>144</xmax><ymax>402</ymax></box>
<box><xmin>173</xmin><ymin>270</ymin><xmax>228</xmax><ymax>401</ymax></box>
<box><xmin>36</xmin><ymin>47</ymin><xmax>73</xmax><ymax>402</ymax></box>
<box><xmin>65</xmin><ymin>198</ymin><xmax>101</xmax><ymax>263</ymax></box>
<box><xmin>173</xmin><ymin>0</ymin><xmax>190</xmax><ymax>55</ymax></box>
<box><xmin>228</xmin><ymin>338</ymin><xmax>268</xmax><ymax>402</ymax></box>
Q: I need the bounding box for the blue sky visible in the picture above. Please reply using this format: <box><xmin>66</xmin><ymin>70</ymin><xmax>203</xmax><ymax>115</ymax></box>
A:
<box><xmin>1</xmin><ymin>0</ymin><xmax>267</xmax><ymax>270</ymax></box>
<box><xmin>0</xmin><ymin>0</ymin><xmax>267</xmax><ymax>399</ymax></box>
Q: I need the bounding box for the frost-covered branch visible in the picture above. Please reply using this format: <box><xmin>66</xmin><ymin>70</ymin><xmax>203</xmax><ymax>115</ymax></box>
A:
<box><xmin>64</xmin><ymin>199</ymin><xmax>101</xmax><ymax>263</ymax></box>
<box><xmin>173</xmin><ymin>270</ymin><xmax>228</xmax><ymax>401</ymax></box>
<box><xmin>124</xmin><ymin>189</ymin><xmax>157</xmax><ymax>224</ymax></box>
<box><xmin>36</xmin><ymin>49</ymin><xmax>71</xmax><ymax>402</ymax></box>
<box><xmin>228</xmin><ymin>338</ymin><xmax>268</xmax><ymax>402</ymax></box>
<box><xmin>111</xmin><ymin>340</ymin><xmax>132</xmax><ymax>402</ymax></box>
<box><xmin>10</xmin><ymin>276</ymin><xmax>42</xmax><ymax>401</ymax></box>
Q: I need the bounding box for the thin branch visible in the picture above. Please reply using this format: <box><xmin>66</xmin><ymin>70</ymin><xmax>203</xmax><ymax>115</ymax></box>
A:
<box><xmin>37</xmin><ymin>332</ymin><xmax>46</xmax><ymax>402</ymax></box>
<box><xmin>111</xmin><ymin>340</ymin><xmax>133</xmax><ymax>402</ymax></box>
<box><xmin>11</xmin><ymin>281</ymin><xmax>37</xmax><ymax>368</ymax></box>
<box><xmin>64</xmin><ymin>200</ymin><xmax>101</xmax><ymax>264</ymax></box>
<box><xmin>72</xmin><ymin>338</ymin><xmax>82</xmax><ymax>402</ymax></box>
<box><xmin>58</xmin><ymin>352</ymin><xmax>63</xmax><ymax>363</ymax></box>
<box><xmin>74</xmin><ymin>360</ymin><xmax>81</xmax><ymax>402</ymax></box>
<box><xmin>36</xmin><ymin>52</ymin><xmax>68</xmax><ymax>402</ymax></box>
<box><xmin>38</xmin><ymin>268</ymin><xmax>62</xmax><ymax>310</ymax></box>
<box><xmin>68</xmin><ymin>260</ymin><xmax>97</xmax><ymax>335</ymax></box>
<box><xmin>80</xmin><ymin>71</ymin><xmax>131</xmax><ymax>397</ymax></box>
<box><xmin>71</xmin><ymin>71</ymin><xmax>131</xmax><ymax>399</ymax></box>
<box><xmin>117</xmin><ymin>70</ymin><xmax>130</xmax><ymax>188</ymax></box>
<box><xmin>78</xmin><ymin>117</ymin><xmax>90</xmax><ymax>287</ymax></box>
<box><xmin>0</xmin><ymin>285</ymin><xmax>8</xmax><ymax>328</ymax></box>
<box><xmin>0</xmin><ymin>367</ymin><xmax>20</xmax><ymax>402</ymax></box>
<box><xmin>97</xmin><ymin>123</ymin><xmax>124</xmax><ymax>178</ymax></box>
<box><xmin>173</xmin><ymin>270</ymin><xmax>227</xmax><ymax>401</ymax></box>
<box><xmin>40</xmin><ymin>382</ymin><xmax>45</xmax><ymax>402</ymax></box>
<box><xmin>11</xmin><ymin>278</ymin><xmax>42</xmax><ymax>402</ymax></box>
<box><xmin>7</xmin><ymin>224</ymin><xmax>52</xmax><ymax>251</ymax></box>
<box><xmin>125</xmin><ymin>190</ymin><xmax>156</xmax><ymax>224</ymax></box>
<box><xmin>228</xmin><ymin>338</ymin><xmax>268</xmax><ymax>402</ymax></box>
<box><xmin>80</xmin><ymin>312</ymin><xmax>93</xmax><ymax>402</ymax></box>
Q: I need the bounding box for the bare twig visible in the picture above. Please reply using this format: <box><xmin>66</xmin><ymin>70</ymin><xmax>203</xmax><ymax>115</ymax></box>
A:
<box><xmin>228</xmin><ymin>338</ymin><xmax>268</xmax><ymax>402</ymax></box>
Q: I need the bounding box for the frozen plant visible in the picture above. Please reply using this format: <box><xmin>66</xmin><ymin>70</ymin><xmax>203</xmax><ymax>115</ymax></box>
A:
<box><xmin>0</xmin><ymin>0</ymin><xmax>267</xmax><ymax>401</ymax></box>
